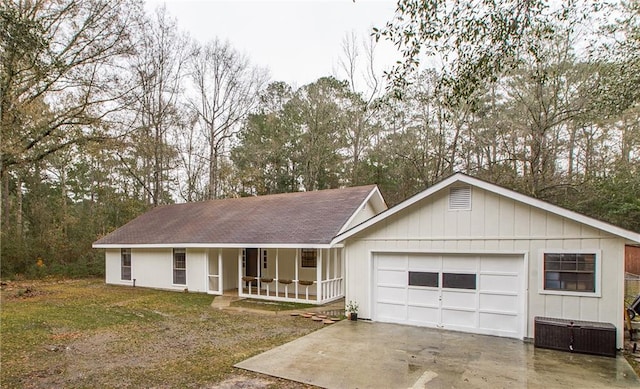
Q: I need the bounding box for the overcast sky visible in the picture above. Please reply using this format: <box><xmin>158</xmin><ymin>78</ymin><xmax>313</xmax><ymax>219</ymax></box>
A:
<box><xmin>146</xmin><ymin>0</ymin><xmax>401</xmax><ymax>90</ymax></box>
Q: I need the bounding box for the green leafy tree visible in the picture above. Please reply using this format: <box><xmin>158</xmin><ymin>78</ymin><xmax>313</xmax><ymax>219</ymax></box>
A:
<box><xmin>375</xmin><ymin>0</ymin><xmax>592</xmax><ymax>101</ymax></box>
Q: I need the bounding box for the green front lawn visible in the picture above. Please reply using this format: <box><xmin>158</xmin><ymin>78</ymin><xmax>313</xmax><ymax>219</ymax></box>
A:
<box><xmin>0</xmin><ymin>279</ymin><xmax>323</xmax><ymax>388</ymax></box>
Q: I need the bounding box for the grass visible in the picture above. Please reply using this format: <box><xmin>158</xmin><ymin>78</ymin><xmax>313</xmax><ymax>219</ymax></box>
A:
<box><xmin>1</xmin><ymin>278</ymin><xmax>323</xmax><ymax>388</ymax></box>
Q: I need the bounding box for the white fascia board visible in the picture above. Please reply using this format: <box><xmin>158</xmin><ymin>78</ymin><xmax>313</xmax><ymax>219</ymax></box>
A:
<box><xmin>92</xmin><ymin>242</ymin><xmax>340</xmax><ymax>249</ymax></box>
<box><xmin>337</xmin><ymin>186</ymin><xmax>387</xmax><ymax>235</ymax></box>
<box><xmin>332</xmin><ymin>172</ymin><xmax>640</xmax><ymax>245</ymax></box>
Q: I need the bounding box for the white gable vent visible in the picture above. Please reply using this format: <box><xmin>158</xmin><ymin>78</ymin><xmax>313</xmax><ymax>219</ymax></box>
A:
<box><xmin>449</xmin><ymin>186</ymin><xmax>472</xmax><ymax>210</ymax></box>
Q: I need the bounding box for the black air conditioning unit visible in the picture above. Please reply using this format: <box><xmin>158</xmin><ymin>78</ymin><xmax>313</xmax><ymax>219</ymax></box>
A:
<box><xmin>534</xmin><ymin>317</ymin><xmax>616</xmax><ymax>358</ymax></box>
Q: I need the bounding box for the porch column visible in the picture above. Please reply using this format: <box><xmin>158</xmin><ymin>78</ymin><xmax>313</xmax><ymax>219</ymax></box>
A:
<box><xmin>317</xmin><ymin>249</ymin><xmax>322</xmax><ymax>302</ymax></box>
<box><xmin>341</xmin><ymin>247</ymin><xmax>346</xmax><ymax>296</ymax></box>
<box><xmin>275</xmin><ymin>248</ymin><xmax>279</xmax><ymax>297</ymax></box>
<box><xmin>237</xmin><ymin>249</ymin><xmax>242</xmax><ymax>295</ymax></box>
<box><xmin>333</xmin><ymin>248</ymin><xmax>338</xmax><ymax>297</ymax></box>
<box><xmin>326</xmin><ymin>249</ymin><xmax>331</xmax><ymax>300</ymax></box>
<box><xmin>218</xmin><ymin>249</ymin><xmax>223</xmax><ymax>294</ymax></box>
<box><xmin>326</xmin><ymin>248</ymin><xmax>330</xmax><ymax>280</ymax></box>
<box><xmin>256</xmin><ymin>249</ymin><xmax>261</xmax><ymax>296</ymax></box>
<box><xmin>295</xmin><ymin>249</ymin><xmax>299</xmax><ymax>299</ymax></box>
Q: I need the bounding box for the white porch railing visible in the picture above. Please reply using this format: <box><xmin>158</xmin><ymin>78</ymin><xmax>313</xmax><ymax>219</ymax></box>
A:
<box><xmin>319</xmin><ymin>278</ymin><xmax>343</xmax><ymax>302</ymax></box>
<box><xmin>240</xmin><ymin>277</ymin><xmax>344</xmax><ymax>305</ymax></box>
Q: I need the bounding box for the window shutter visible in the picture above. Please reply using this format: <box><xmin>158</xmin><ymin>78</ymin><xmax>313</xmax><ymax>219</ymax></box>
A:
<box><xmin>449</xmin><ymin>186</ymin><xmax>471</xmax><ymax>210</ymax></box>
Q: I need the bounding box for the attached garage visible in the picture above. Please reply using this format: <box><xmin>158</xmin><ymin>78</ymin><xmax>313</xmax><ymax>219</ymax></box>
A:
<box><xmin>373</xmin><ymin>252</ymin><xmax>525</xmax><ymax>339</ymax></box>
<box><xmin>335</xmin><ymin>173</ymin><xmax>640</xmax><ymax>348</ymax></box>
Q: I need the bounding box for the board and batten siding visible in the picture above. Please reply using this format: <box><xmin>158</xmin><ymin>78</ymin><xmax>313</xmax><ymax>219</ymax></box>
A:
<box><xmin>343</xmin><ymin>186</ymin><xmax>626</xmax><ymax>347</ymax></box>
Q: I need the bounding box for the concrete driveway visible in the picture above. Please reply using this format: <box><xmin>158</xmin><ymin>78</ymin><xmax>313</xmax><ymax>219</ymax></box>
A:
<box><xmin>235</xmin><ymin>320</ymin><xmax>640</xmax><ymax>388</ymax></box>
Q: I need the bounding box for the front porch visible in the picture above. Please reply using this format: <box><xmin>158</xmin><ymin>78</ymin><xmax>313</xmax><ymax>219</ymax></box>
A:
<box><xmin>204</xmin><ymin>247</ymin><xmax>344</xmax><ymax>305</ymax></box>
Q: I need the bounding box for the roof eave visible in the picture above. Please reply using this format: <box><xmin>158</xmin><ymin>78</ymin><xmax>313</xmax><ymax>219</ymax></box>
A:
<box><xmin>92</xmin><ymin>242</ymin><xmax>342</xmax><ymax>249</ymax></box>
<box><xmin>336</xmin><ymin>185</ymin><xmax>386</xmax><ymax>235</ymax></box>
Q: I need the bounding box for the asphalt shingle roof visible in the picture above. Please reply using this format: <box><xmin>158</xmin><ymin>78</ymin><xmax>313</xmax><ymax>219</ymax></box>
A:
<box><xmin>94</xmin><ymin>185</ymin><xmax>377</xmax><ymax>246</ymax></box>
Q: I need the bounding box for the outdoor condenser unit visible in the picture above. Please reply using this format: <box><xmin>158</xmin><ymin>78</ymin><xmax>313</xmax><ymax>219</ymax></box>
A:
<box><xmin>534</xmin><ymin>317</ymin><xmax>617</xmax><ymax>358</ymax></box>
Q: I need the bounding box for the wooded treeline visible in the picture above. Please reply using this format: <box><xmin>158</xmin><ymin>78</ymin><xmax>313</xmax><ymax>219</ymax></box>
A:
<box><xmin>1</xmin><ymin>0</ymin><xmax>639</xmax><ymax>278</ymax></box>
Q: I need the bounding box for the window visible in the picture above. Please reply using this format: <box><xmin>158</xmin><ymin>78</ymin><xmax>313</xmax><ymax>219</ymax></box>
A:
<box><xmin>408</xmin><ymin>271</ymin><xmax>439</xmax><ymax>287</ymax></box>
<box><xmin>442</xmin><ymin>273</ymin><xmax>476</xmax><ymax>289</ymax></box>
<box><xmin>121</xmin><ymin>248</ymin><xmax>131</xmax><ymax>281</ymax></box>
<box><xmin>301</xmin><ymin>249</ymin><xmax>317</xmax><ymax>268</ymax></box>
<box><xmin>262</xmin><ymin>249</ymin><xmax>268</xmax><ymax>269</ymax></box>
<box><xmin>544</xmin><ymin>253</ymin><xmax>595</xmax><ymax>293</ymax></box>
<box><xmin>173</xmin><ymin>248</ymin><xmax>186</xmax><ymax>285</ymax></box>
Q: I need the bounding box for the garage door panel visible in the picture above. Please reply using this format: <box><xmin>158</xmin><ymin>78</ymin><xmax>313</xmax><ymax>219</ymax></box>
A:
<box><xmin>407</xmin><ymin>305</ymin><xmax>439</xmax><ymax>325</ymax></box>
<box><xmin>407</xmin><ymin>288</ymin><xmax>439</xmax><ymax>305</ymax></box>
<box><xmin>479</xmin><ymin>274</ymin><xmax>519</xmax><ymax>292</ymax></box>
<box><xmin>442</xmin><ymin>309</ymin><xmax>476</xmax><ymax>328</ymax></box>
<box><xmin>377</xmin><ymin>286</ymin><xmax>406</xmax><ymax>303</ymax></box>
<box><xmin>377</xmin><ymin>254</ymin><xmax>406</xmax><ymax>268</ymax></box>
<box><xmin>441</xmin><ymin>290</ymin><xmax>476</xmax><ymax>310</ymax></box>
<box><xmin>377</xmin><ymin>302</ymin><xmax>406</xmax><ymax>322</ymax></box>
<box><xmin>442</xmin><ymin>256</ymin><xmax>477</xmax><ymax>272</ymax></box>
<box><xmin>378</xmin><ymin>269</ymin><xmax>406</xmax><ymax>286</ymax></box>
<box><xmin>478</xmin><ymin>293</ymin><xmax>519</xmax><ymax>312</ymax></box>
<box><xmin>480</xmin><ymin>257</ymin><xmax>520</xmax><ymax>272</ymax></box>
<box><xmin>479</xmin><ymin>312</ymin><xmax>519</xmax><ymax>333</ymax></box>
<box><xmin>408</xmin><ymin>254</ymin><xmax>440</xmax><ymax>270</ymax></box>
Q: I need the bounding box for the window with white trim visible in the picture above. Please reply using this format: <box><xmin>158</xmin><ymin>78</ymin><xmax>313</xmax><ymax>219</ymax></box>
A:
<box><xmin>301</xmin><ymin>249</ymin><xmax>317</xmax><ymax>268</ymax></box>
<box><xmin>173</xmin><ymin>248</ymin><xmax>186</xmax><ymax>285</ymax></box>
<box><xmin>121</xmin><ymin>248</ymin><xmax>131</xmax><ymax>281</ymax></box>
<box><xmin>543</xmin><ymin>253</ymin><xmax>596</xmax><ymax>293</ymax></box>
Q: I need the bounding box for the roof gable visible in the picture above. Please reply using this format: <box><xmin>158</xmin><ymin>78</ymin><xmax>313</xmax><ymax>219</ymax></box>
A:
<box><xmin>94</xmin><ymin>185</ymin><xmax>378</xmax><ymax>248</ymax></box>
<box><xmin>333</xmin><ymin>173</ymin><xmax>640</xmax><ymax>244</ymax></box>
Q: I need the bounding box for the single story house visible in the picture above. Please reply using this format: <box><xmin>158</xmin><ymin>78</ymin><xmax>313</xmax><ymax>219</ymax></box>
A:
<box><xmin>93</xmin><ymin>185</ymin><xmax>387</xmax><ymax>304</ymax></box>
<box><xmin>94</xmin><ymin>173</ymin><xmax>640</xmax><ymax>348</ymax></box>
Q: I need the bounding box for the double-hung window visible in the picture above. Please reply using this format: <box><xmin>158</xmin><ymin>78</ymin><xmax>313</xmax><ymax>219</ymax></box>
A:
<box><xmin>173</xmin><ymin>248</ymin><xmax>186</xmax><ymax>285</ymax></box>
<box><xmin>542</xmin><ymin>252</ymin><xmax>598</xmax><ymax>295</ymax></box>
<box><xmin>121</xmin><ymin>248</ymin><xmax>131</xmax><ymax>281</ymax></box>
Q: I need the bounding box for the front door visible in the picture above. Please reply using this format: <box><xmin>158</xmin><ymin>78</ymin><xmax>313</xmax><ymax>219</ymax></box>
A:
<box><xmin>246</xmin><ymin>248</ymin><xmax>259</xmax><ymax>286</ymax></box>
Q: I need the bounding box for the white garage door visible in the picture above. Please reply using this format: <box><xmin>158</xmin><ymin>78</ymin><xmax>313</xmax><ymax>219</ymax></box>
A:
<box><xmin>374</xmin><ymin>253</ymin><xmax>525</xmax><ymax>339</ymax></box>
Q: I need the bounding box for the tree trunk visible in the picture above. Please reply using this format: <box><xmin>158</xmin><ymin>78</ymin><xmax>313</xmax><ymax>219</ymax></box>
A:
<box><xmin>2</xmin><ymin>169</ymin><xmax>9</xmax><ymax>231</ymax></box>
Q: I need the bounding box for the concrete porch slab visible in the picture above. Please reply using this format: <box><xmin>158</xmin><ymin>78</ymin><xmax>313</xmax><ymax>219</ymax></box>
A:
<box><xmin>235</xmin><ymin>321</ymin><xmax>640</xmax><ymax>389</ymax></box>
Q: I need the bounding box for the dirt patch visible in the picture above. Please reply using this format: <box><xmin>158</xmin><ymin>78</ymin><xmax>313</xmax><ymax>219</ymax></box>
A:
<box><xmin>1</xmin><ymin>279</ymin><xmax>324</xmax><ymax>388</ymax></box>
<box><xmin>2</xmin><ymin>285</ymin><xmax>52</xmax><ymax>299</ymax></box>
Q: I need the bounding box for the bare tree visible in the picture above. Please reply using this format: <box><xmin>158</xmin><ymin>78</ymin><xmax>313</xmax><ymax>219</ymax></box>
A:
<box><xmin>188</xmin><ymin>39</ymin><xmax>268</xmax><ymax>199</ymax></box>
<box><xmin>1</xmin><ymin>0</ymin><xmax>140</xmax><ymax>229</ymax></box>
<box><xmin>1</xmin><ymin>0</ymin><xmax>139</xmax><ymax>170</ymax></box>
<box><xmin>335</xmin><ymin>32</ymin><xmax>383</xmax><ymax>185</ymax></box>
<box><xmin>174</xmin><ymin>113</ymin><xmax>208</xmax><ymax>202</ymax></box>
<box><xmin>127</xmin><ymin>6</ymin><xmax>190</xmax><ymax>206</ymax></box>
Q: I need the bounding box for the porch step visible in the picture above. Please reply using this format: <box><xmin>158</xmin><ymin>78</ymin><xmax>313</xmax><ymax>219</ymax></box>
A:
<box><xmin>211</xmin><ymin>295</ymin><xmax>241</xmax><ymax>309</ymax></box>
